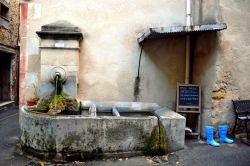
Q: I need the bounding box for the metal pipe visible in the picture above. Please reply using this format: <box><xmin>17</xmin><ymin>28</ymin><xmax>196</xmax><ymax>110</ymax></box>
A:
<box><xmin>186</xmin><ymin>0</ymin><xmax>192</xmax><ymax>26</ymax></box>
<box><xmin>185</xmin><ymin>0</ymin><xmax>192</xmax><ymax>84</ymax></box>
<box><xmin>112</xmin><ymin>106</ymin><xmax>120</xmax><ymax>117</ymax></box>
<box><xmin>185</xmin><ymin>35</ymin><xmax>190</xmax><ymax>84</ymax></box>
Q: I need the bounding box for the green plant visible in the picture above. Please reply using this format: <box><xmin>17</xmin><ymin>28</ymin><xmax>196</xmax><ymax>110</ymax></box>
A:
<box><xmin>33</xmin><ymin>75</ymin><xmax>79</xmax><ymax>115</ymax></box>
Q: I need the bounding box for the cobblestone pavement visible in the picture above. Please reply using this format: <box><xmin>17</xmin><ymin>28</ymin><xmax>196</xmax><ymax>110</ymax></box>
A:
<box><xmin>0</xmin><ymin>106</ymin><xmax>249</xmax><ymax>166</ymax></box>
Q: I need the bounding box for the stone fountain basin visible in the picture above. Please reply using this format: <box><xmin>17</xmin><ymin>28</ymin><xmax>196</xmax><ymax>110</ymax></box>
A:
<box><xmin>19</xmin><ymin>102</ymin><xmax>185</xmax><ymax>160</ymax></box>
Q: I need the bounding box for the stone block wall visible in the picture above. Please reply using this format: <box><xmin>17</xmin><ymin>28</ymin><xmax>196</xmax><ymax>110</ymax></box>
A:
<box><xmin>0</xmin><ymin>0</ymin><xmax>19</xmax><ymax>47</ymax></box>
<box><xmin>0</xmin><ymin>0</ymin><xmax>19</xmax><ymax>103</ymax></box>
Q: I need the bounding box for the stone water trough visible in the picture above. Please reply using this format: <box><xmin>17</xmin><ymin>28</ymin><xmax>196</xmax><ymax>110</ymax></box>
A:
<box><xmin>19</xmin><ymin>101</ymin><xmax>185</xmax><ymax>160</ymax></box>
<box><xmin>19</xmin><ymin>21</ymin><xmax>186</xmax><ymax>161</ymax></box>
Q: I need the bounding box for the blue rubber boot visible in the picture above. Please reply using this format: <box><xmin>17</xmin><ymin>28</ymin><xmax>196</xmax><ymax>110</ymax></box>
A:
<box><xmin>205</xmin><ymin>126</ymin><xmax>220</xmax><ymax>147</ymax></box>
<box><xmin>218</xmin><ymin>125</ymin><xmax>234</xmax><ymax>144</ymax></box>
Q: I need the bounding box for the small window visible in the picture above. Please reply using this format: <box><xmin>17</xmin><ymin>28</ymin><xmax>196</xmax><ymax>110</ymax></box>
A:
<box><xmin>0</xmin><ymin>3</ymin><xmax>9</xmax><ymax>21</ymax></box>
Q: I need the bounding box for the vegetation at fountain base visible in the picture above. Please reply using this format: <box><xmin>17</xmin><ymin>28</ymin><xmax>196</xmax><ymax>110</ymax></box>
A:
<box><xmin>145</xmin><ymin>124</ymin><xmax>168</xmax><ymax>155</ymax></box>
<box><xmin>32</xmin><ymin>74</ymin><xmax>80</xmax><ymax>115</ymax></box>
<box><xmin>48</xmin><ymin>94</ymin><xmax>66</xmax><ymax>114</ymax></box>
<box><xmin>36</xmin><ymin>94</ymin><xmax>80</xmax><ymax>115</ymax></box>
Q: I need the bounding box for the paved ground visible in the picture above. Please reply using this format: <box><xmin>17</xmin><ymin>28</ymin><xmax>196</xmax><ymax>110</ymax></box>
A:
<box><xmin>0</xmin><ymin>106</ymin><xmax>249</xmax><ymax>166</ymax></box>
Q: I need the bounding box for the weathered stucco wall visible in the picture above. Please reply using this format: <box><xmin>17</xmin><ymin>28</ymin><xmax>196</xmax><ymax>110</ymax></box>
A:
<box><xmin>192</xmin><ymin>0</ymin><xmax>222</xmax><ymax>25</ymax></box>
<box><xmin>21</xmin><ymin>0</ymin><xmax>186</xmax><ymax>108</ymax></box>
<box><xmin>193</xmin><ymin>0</ymin><xmax>250</xmax><ymax>136</ymax></box>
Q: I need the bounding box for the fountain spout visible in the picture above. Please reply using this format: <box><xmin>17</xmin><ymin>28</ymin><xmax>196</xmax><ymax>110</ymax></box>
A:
<box><xmin>49</xmin><ymin>66</ymin><xmax>67</xmax><ymax>84</ymax></box>
<box><xmin>55</xmin><ymin>72</ymin><xmax>60</xmax><ymax>77</ymax></box>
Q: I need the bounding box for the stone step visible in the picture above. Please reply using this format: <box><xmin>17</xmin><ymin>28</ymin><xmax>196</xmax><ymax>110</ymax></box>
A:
<box><xmin>0</xmin><ymin>101</ymin><xmax>15</xmax><ymax>111</ymax></box>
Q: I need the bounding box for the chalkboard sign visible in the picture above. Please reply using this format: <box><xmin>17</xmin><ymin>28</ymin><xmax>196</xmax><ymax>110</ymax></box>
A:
<box><xmin>176</xmin><ymin>84</ymin><xmax>201</xmax><ymax>139</ymax></box>
<box><xmin>176</xmin><ymin>84</ymin><xmax>201</xmax><ymax>110</ymax></box>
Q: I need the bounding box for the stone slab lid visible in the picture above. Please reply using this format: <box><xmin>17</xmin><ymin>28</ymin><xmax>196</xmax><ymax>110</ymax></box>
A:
<box><xmin>36</xmin><ymin>20</ymin><xmax>83</xmax><ymax>40</ymax></box>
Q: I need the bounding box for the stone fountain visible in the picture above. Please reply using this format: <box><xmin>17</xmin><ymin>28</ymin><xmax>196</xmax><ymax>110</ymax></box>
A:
<box><xmin>19</xmin><ymin>21</ymin><xmax>186</xmax><ymax>161</ymax></box>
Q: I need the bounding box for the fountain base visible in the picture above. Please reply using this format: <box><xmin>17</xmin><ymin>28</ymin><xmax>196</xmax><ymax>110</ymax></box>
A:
<box><xmin>19</xmin><ymin>102</ymin><xmax>185</xmax><ymax>161</ymax></box>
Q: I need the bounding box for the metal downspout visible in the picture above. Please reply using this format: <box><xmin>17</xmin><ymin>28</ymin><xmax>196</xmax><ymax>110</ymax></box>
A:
<box><xmin>185</xmin><ymin>0</ymin><xmax>192</xmax><ymax>84</ymax></box>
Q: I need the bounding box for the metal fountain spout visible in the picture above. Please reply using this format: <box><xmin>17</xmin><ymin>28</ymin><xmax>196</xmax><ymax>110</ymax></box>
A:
<box><xmin>55</xmin><ymin>72</ymin><xmax>60</xmax><ymax>77</ymax></box>
<box><xmin>49</xmin><ymin>66</ymin><xmax>67</xmax><ymax>83</ymax></box>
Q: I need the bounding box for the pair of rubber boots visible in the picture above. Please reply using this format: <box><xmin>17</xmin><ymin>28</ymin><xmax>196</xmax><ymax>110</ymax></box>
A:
<box><xmin>206</xmin><ymin>125</ymin><xmax>234</xmax><ymax>147</ymax></box>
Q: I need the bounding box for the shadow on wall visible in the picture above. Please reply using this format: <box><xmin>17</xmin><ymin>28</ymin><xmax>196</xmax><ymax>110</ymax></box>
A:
<box><xmin>191</xmin><ymin>32</ymin><xmax>227</xmax><ymax>137</ymax></box>
<box><xmin>192</xmin><ymin>32</ymin><xmax>219</xmax><ymax>107</ymax></box>
<box><xmin>138</xmin><ymin>37</ymin><xmax>186</xmax><ymax>109</ymax></box>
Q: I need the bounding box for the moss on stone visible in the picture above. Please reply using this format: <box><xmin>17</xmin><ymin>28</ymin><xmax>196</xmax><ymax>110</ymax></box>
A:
<box><xmin>145</xmin><ymin>124</ymin><xmax>168</xmax><ymax>155</ymax></box>
<box><xmin>35</xmin><ymin>121</ymin><xmax>39</xmax><ymax>126</ymax></box>
<box><xmin>64</xmin><ymin>98</ymin><xmax>79</xmax><ymax>114</ymax></box>
<box><xmin>61</xmin><ymin>135</ymin><xmax>81</xmax><ymax>152</ymax></box>
<box><xmin>145</xmin><ymin>126</ymin><xmax>159</xmax><ymax>155</ymax></box>
<box><xmin>158</xmin><ymin>124</ymin><xmax>168</xmax><ymax>155</ymax></box>
<box><xmin>48</xmin><ymin>94</ymin><xmax>66</xmax><ymax>114</ymax></box>
<box><xmin>36</xmin><ymin>98</ymin><xmax>50</xmax><ymax>112</ymax></box>
<box><xmin>22</xmin><ymin>130</ymin><xmax>30</xmax><ymax>145</ymax></box>
<box><xmin>38</xmin><ymin>135</ymin><xmax>56</xmax><ymax>151</ymax></box>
